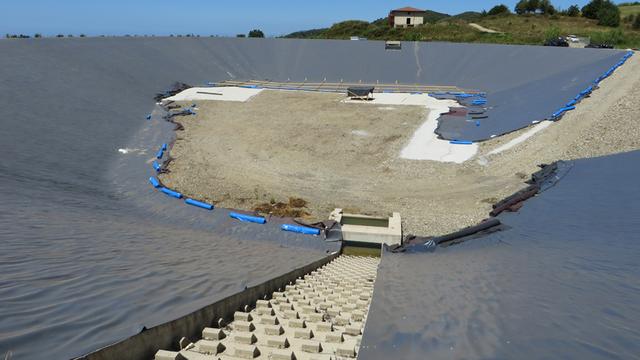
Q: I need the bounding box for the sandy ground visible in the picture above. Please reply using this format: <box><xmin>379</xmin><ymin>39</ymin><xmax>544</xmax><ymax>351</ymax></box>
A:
<box><xmin>161</xmin><ymin>53</ymin><xmax>639</xmax><ymax>236</ymax></box>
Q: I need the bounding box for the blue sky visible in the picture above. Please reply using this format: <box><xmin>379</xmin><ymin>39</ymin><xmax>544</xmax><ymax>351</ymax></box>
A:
<box><xmin>2</xmin><ymin>0</ymin><xmax>612</xmax><ymax>37</ymax></box>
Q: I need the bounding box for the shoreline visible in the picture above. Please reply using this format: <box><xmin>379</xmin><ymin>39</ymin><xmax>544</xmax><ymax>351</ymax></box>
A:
<box><xmin>158</xmin><ymin>54</ymin><xmax>639</xmax><ymax>236</ymax></box>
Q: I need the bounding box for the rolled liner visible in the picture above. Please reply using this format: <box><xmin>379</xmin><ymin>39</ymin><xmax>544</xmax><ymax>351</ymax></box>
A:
<box><xmin>229</xmin><ymin>212</ymin><xmax>266</xmax><ymax>224</ymax></box>
<box><xmin>160</xmin><ymin>187</ymin><xmax>182</xmax><ymax>199</ymax></box>
<box><xmin>149</xmin><ymin>177</ymin><xmax>160</xmax><ymax>188</ymax></box>
<box><xmin>185</xmin><ymin>198</ymin><xmax>214</xmax><ymax>210</ymax></box>
<box><xmin>432</xmin><ymin>218</ymin><xmax>501</xmax><ymax>245</ymax></box>
<box><xmin>152</xmin><ymin>161</ymin><xmax>162</xmax><ymax>172</ymax></box>
<box><xmin>156</xmin><ymin>149</ymin><xmax>164</xmax><ymax>159</ymax></box>
<box><xmin>281</xmin><ymin>224</ymin><xmax>321</xmax><ymax>235</ymax></box>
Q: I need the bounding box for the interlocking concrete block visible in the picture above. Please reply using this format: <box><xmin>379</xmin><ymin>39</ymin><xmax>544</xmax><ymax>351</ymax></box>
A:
<box><xmin>263</xmin><ymin>335</ymin><xmax>290</xmax><ymax>349</ymax></box>
<box><xmin>282</xmin><ymin>310</ymin><xmax>299</xmax><ymax>319</ymax></box>
<box><xmin>306</xmin><ymin>312</ymin><xmax>323</xmax><ymax>322</ymax></box>
<box><xmin>326</xmin><ymin>308</ymin><xmax>341</xmax><ymax>317</ymax></box>
<box><xmin>301</xmin><ymin>305</ymin><xmax>317</xmax><ymax>314</ymax></box>
<box><xmin>294</xmin><ymin>328</ymin><xmax>314</xmax><ymax>339</ymax></box>
<box><xmin>300</xmin><ymin>340</ymin><xmax>323</xmax><ymax>353</ymax></box>
<box><xmin>256</xmin><ymin>299</ymin><xmax>271</xmax><ymax>308</ymax></box>
<box><xmin>279</xmin><ymin>303</ymin><xmax>294</xmax><ymax>312</ymax></box>
<box><xmin>233</xmin><ymin>321</ymin><xmax>255</xmax><ymax>332</ymax></box>
<box><xmin>289</xmin><ymin>319</ymin><xmax>306</xmax><ymax>328</ymax></box>
<box><xmin>256</xmin><ymin>307</ymin><xmax>275</xmax><ymax>316</ymax></box>
<box><xmin>311</xmin><ymin>322</ymin><xmax>332</xmax><ymax>333</ymax></box>
<box><xmin>344</xmin><ymin>324</ymin><xmax>361</xmax><ymax>336</ymax></box>
<box><xmin>264</xmin><ymin>324</ymin><xmax>285</xmax><ymax>336</ymax></box>
<box><xmin>198</xmin><ymin>340</ymin><xmax>225</xmax><ymax>354</ymax></box>
<box><xmin>351</xmin><ymin>310</ymin><xmax>365</xmax><ymax>322</ymax></box>
<box><xmin>233</xmin><ymin>344</ymin><xmax>260</xmax><ymax>359</ymax></box>
<box><xmin>334</xmin><ymin>315</ymin><xmax>350</xmax><ymax>326</ymax></box>
<box><xmin>234</xmin><ymin>311</ymin><xmax>253</xmax><ymax>322</ymax></box>
<box><xmin>202</xmin><ymin>327</ymin><xmax>225</xmax><ymax>340</ymax></box>
<box><xmin>336</xmin><ymin>345</ymin><xmax>357</xmax><ymax>358</ymax></box>
<box><xmin>324</xmin><ymin>332</ymin><xmax>344</xmax><ymax>343</ymax></box>
<box><xmin>233</xmin><ymin>331</ymin><xmax>258</xmax><ymax>345</ymax></box>
<box><xmin>269</xmin><ymin>348</ymin><xmax>296</xmax><ymax>360</ymax></box>
<box><xmin>343</xmin><ymin>303</ymin><xmax>358</xmax><ymax>311</ymax></box>
<box><xmin>154</xmin><ymin>350</ymin><xmax>186</xmax><ymax>360</ymax></box>
<box><xmin>260</xmin><ymin>315</ymin><xmax>280</xmax><ymax>325</ymax></box>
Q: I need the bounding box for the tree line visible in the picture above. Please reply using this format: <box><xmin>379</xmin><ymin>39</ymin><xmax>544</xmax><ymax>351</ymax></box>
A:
<box><xmin>485</xmin><ymin>0</ymin><xmax>637</xmax><ymax>28</ymax></box>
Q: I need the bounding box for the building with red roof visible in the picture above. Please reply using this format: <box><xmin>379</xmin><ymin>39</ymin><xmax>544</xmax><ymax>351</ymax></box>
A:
<box><xmin>388</xmin><ymin>6</ymin><xmax>427</xmax><ymax>28</ymax></box>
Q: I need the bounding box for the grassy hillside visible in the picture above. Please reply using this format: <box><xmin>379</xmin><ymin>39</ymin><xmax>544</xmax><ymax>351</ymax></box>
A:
<box><xmin>620</xmin><ymin>3</ymin><xmax>640</xmax><ymax>17</ymax></box>
<box><xmin>284</xmin><ymin>11</ymin><xmax>640</xmax><ymax>48</ymax></box>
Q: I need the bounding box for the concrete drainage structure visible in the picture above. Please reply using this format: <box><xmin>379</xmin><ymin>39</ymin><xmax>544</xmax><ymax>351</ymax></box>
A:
<box><xmin>154</xmin><ymin>255</ymin><xmax>379</xmax><ymax>360</ymax></box>
<box><xmin>330</xmin><ymin>209</ymin><xmax>402</xmax><ymax>247</ymax></box>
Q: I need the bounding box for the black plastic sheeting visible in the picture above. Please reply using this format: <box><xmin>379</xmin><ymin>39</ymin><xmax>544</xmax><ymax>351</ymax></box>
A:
<box><xmin>0</xmin><ymin>38</ymin><xmax>339</xmax><ymax>360</ymax></box>
<box><xmin>359</xmin><ymin>150</ymin><xmax>640</xmax><ymax>360</ymax></box>
<box><xmin>0</xmin><ymin>37</ymin><xmax>626</xmax><ymax>141</ymax></box>
<box><xmin>0</xmin><ymin>38</ymin><xmax>632</xmax><ymax>359</ymax></box>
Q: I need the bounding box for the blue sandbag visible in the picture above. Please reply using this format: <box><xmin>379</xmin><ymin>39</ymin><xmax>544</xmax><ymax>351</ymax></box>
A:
<box><xmin>156</xmin><ymin>148</ymin><xmax>164</xmax><ymax>159</ymax></box>
<box><xmin>566</xmin><ymin>99</ymin><xmax>577</xmax><ymax>107</ymax></box>
<box><xmin>149</xmin><ymin>177</ymin><xmax>160</xmax><ymax>188</ymax></box>
<box><xmin>162</xmin><ymin>143</ymin><xmax>167</xmax><ymax>151</ymax></box>
<box><xmin>229</xmin><ymin>212</ymin><xmax>266</xmax><ymax>224</ymax></box>
<box><xmin>281</xmin><ymin>224</ymin><xmax>320</xmax><ymax>235</ymax></box>
<box><xmin>450</xmin><ymin>140</ymin><xmax>473</xmax><ymax>145</ymax></box>
<box><xmin>152</xmin><ymin>161</ymin><xmax>162</xmax><ymax>172</ymax></box>
<box><xmin>552</xmin><ymin>105</ymin><xmax>576</xmax><ymax>119</ymax></box>
<box><xmin>580</xmin><ymin>86</ymin><xmax>593</xmax><ymax>96</ymax></box>
<box><xmin>160</xmin><ymin>187</ymin><xmax>182</xmax><ymax>199</ymax></box>
<box><xmin>185</xmin><ymin>198</ymin><xmax>214</xmax><ymax>210</ymax></box>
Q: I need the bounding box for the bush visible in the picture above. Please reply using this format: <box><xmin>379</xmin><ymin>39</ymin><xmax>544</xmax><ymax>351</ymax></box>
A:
<box><xmin>582</xmin><ymin>0</ymin><xmax>604</xmax><ymax>19</ymax></box>
<box><xmin>634</xmin><ymin>14</ymin><xmax>640</xmax><ymax>29</ymax></box>
<box><xmin>582</xmin><ymin>0</ymin><xmax>620</xmax><ymax>26</ymax></box>
<box><xmin>566</xmin><ymin>4</ymin><xmax>580</xmax><ymax>17</ymax></box>
<box><xmin>34</xmin><ymin>33</ymin><xmax>42</xmax><ymax>38</ymax></box>
<box><xmin>515</xmin><ymin>0</ymin><xmax>528</xmax><ymax>14</ymax></box>
<box><xmin>56</xmin><ymin>34</ymin><xmax>64</xmax><ymax>37</ymax></box>
<box><xmin>597</xmin><ymin>3</ymin><xmax>621</xmax><ymax>27</ymax></box>
<box><xmin>488</xmin><ymin>4</ymin><xmax>510</xmax><ymax>16</ymax></box>
<box><xmin>248</xmin><ymin>29</ymin><xmax>264</xmax><ymax>38</ymax></box>
<box><xmin>236</xmin><ymin>34</ymin><xmax>246</xmax><ymax>38</ymax></box>
<box><xmin>591</xmin><ymin>28</ymin><xmax>625</xmax><ymax>45</ymax></box>
<box><xmin>539</xmin><ymin>0</ymin><xmax>556</xmax><ymax>14</ymax></box>
<box><xmin>544</xmin><ymin>25</ymin><xmax>561</xmax><ymax>41</ymax></box>
<box><xmin>514</xmin><ymin>0</ymin><xmax>555</xmax><ymax>14</ymax></box>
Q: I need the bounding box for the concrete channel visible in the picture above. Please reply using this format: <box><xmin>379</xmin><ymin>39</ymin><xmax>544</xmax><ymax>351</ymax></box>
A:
<box><xmin>154</xmin><ymin>255</ymin><xmax>380</xmax><ymax>360</ymax></box>
<box><xmin>77</xmin><ymin>254</ymin><xmax>380</xmax><ymax>360</ymax></box>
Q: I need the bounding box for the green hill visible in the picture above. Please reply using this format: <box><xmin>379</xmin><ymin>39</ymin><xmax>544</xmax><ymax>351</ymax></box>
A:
<box><xmin>283</xmin><ymin>9</ymin><xmax>640</xmax><ymax>48</ymax></box>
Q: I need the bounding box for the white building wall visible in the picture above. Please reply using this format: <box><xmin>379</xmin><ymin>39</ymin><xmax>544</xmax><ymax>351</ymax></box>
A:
<box><xmin>392</xmin><ymin>12</ymin><xmax>425</xmax><ymax>28</ymax></box>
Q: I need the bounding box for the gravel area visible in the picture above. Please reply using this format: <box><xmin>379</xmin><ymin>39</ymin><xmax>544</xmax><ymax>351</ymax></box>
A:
<box><xmin>160</xmin><ymin>53</ymin><xmax>639</xmax><ymax>236</ymax></box>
